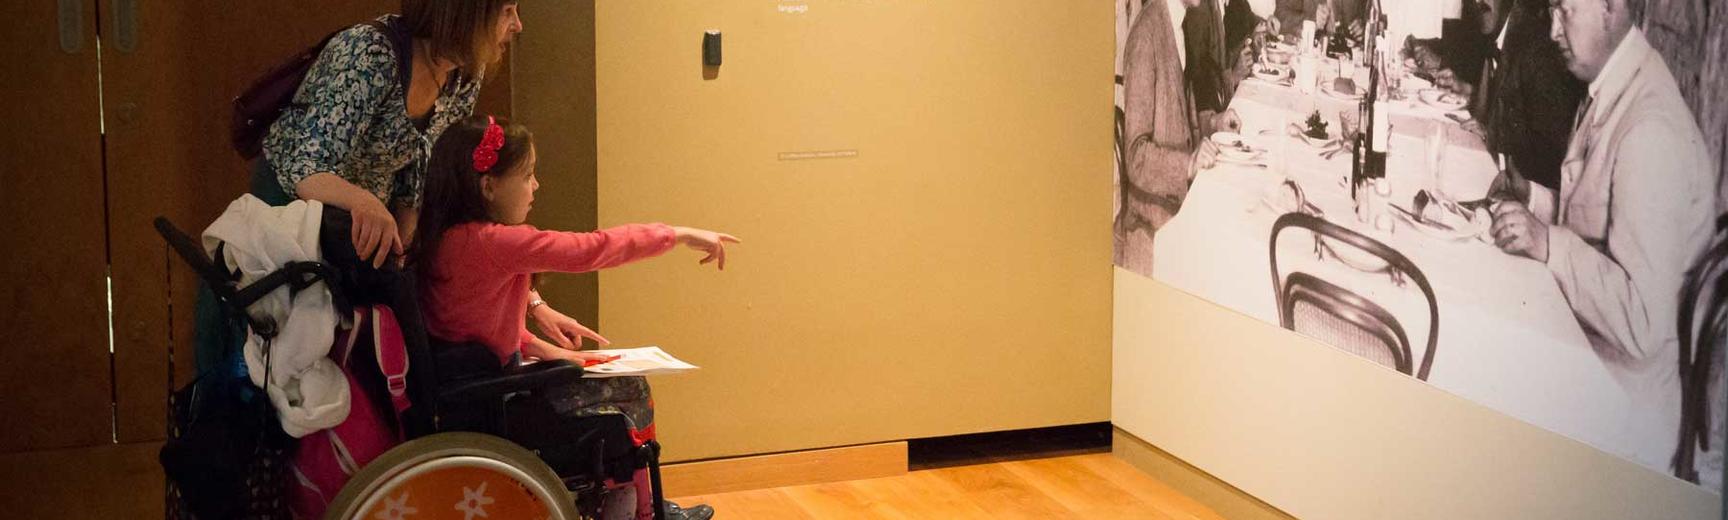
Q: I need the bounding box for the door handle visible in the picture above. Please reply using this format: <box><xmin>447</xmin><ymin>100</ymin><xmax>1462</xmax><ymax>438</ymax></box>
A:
<box><xmin>111</xmin><ymin>0</ymin><xmax>139</xmax><ymax>53</ymax></box>
<box><xmin>58</xmin><ymin>0</ymin><xmax>83</xmax><ymax>53</ymax></box>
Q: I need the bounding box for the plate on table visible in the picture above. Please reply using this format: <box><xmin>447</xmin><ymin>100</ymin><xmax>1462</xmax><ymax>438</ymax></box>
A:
<box><xmin>1259</xmin><ymin>179</ymin><xmax>1326</xmax><ymax>217</ymax></box>
<box><xmin>1252</xmin><ymin>64</ymin><xmax>1289</xmax><ymax>84</ymax></box>
<box><xmin>1298</xmin><ymin>127</ymin><xmax>1336</xmax><ymax>148</ymax></box>
<box><xmin>1419</xmin><ymin>88</ymin><xmax>1468</xmax><ymax>111</ymax></box>
<box><xmin>1401</xmin><ymin>75</ymin><xmax>1433</xmax><ymax>94</ymax></box>
<box><xmin>1292</xmin><ymin>112</ymin><xmax>1338</xmax><ymax>148</ymax></box>
<box><xmin>1262</xmin><ymin>50</ymin><xmax>1294</xmax><ymax>67</ymax></box>
<box><xmin>1394</xmin><ymin>194</ymin><xmax>1490</xmax><ymax>241</ymax></box>
<box><xmin>1210</xmin><ymin>132</ymin><xmax>1264</xmax><ymax>162</ymax></box>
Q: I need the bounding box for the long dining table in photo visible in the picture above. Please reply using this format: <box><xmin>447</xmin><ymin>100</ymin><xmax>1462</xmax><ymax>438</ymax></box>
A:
<box><xmin>1149</xmin><ymin>69</ymin><xmax>1660</xmax><ymax>465</ymax></box>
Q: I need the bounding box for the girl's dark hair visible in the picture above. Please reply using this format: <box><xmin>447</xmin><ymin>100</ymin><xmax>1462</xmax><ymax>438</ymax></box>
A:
<box><xmin>400</xmin><ymin>0</ymin><xmax>517</xmax><ymax>78</ymax></box>
<box><xmin>409</xmin><ymin>114</ymin><xmax>534</xmax><ymax>282</ymax></box>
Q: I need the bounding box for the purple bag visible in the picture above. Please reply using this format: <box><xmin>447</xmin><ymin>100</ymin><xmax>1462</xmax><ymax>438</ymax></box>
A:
<box><xmin>230</xmin><ymin>20</ymin><xmax>400</xmax><ymax>161</ymax></box>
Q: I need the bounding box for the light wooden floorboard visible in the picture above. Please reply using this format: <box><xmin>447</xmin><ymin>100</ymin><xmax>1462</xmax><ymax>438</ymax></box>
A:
<box><xmin>670</xmin><ymin>453</ymin><xmax>1224</xmax><ymax>519</ymax></box>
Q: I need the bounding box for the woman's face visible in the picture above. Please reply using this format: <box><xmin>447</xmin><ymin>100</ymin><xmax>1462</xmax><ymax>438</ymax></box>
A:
<box><xmin>491</xmin><ymin>2</ymin><xmax>524</xmax><ymax>63</ymax></box>
<box><xmin>484</xmin><ymin>144</ymin><xmax>538</xmax><ymax>225</ymax></box>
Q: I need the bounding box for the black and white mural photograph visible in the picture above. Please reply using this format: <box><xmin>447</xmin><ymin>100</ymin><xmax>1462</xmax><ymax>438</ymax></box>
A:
<box><xmin>1115</xmin><ymin>0</ymin><xmax>1728</xmax><ymax>489</ymax></box>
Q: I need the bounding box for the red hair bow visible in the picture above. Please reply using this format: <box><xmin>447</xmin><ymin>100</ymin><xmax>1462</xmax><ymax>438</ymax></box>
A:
<box><xmin>472</xmin><ymin>116</ymin><xmax>506</xmax><ymax>173</ymax></box>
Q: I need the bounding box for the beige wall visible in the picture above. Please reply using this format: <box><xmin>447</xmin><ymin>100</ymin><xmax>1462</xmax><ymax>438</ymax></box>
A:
<box><xmin>589</xmin><ymin>1</ymin><xmax>1115</xmax><ymax>461</ymax></box>
<box><xmin>1115</xmin><ymin>269</ymin><xmax>1720</xmax><ymax>519</ymax></box>
<box><xmin>516</xmin><ymin>1</ymin><xmax>602</xmax><ymax>328</ymax></box>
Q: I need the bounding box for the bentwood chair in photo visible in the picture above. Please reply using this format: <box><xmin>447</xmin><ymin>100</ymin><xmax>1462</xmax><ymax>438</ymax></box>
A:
<box><xmin>1269</xmin><ymin>212</ymin><xmax>1439</xmax><ymax>380</ymax></box>
<box><xmin>1673</xmin><ymin>223</ymin><xmax>1728</xmax><ymax>484</ymax></box>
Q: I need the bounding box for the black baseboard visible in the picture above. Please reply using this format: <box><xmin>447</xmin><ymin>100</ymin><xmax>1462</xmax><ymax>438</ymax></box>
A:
<box><xmin>906</xmin><ymin>422</ymin><xmax>1112</xmax><ymax>470</ymax></box>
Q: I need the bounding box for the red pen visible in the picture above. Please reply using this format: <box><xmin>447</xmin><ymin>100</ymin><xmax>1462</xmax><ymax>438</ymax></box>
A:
<box><xmin>582</xmin><ymin>355</ymin><xmax>621</xmax><ymax>367</ymax></box>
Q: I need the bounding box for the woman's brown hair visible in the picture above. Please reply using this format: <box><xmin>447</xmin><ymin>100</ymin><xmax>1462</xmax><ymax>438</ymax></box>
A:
<box><xmin>400</xmin><ymin>0</ymin><xmax>517</xmax><ymax>77</ymax></box>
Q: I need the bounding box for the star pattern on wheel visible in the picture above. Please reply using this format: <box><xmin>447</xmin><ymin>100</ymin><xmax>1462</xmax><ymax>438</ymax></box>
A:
<box><xmin>455</xmin><ymin>481</ymin><xmax>496</xmax><ymax>519</ymax></box>
<box><xmin>375</xmin><ymin>491</ymin><xmax>417</xmax><ymax>520</ymax></box>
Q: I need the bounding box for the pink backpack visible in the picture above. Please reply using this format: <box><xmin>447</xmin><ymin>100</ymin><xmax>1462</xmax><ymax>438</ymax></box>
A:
<box><xmin>288</xmin><ymin>305</ymin><xmax>411</xmax><ymax>519</ymax></box>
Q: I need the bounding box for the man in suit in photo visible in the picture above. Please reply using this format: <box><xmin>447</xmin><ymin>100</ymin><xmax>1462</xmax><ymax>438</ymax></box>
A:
<box><xmin>1490</xmin><ymin>0</ymin><xmax>1717</xmax><ymax>470</ymax></box>
<box><xmin>1116</xmin><ymin>0</ymin><xmax>1224</xmax><ymax>274</ymax></box>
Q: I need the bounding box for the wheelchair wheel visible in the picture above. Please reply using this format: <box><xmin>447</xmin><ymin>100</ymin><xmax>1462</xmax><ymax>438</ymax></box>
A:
<box><xmin>323</xmin><ymin>432</ymin><xmax>580</xmax><ymax>520</ymax></box>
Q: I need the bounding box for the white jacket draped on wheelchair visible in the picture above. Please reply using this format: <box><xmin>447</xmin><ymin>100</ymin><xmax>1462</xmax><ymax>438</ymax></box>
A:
<box><xmin>155</xmin><ymin>196</ymin><xmax>671</xmax><ymax>520</ymax></box>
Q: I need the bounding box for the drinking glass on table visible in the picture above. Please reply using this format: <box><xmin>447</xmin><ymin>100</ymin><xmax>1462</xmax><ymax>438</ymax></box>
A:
<box><xmin>1427</xmin><ymin>124</ymin><xmax>1448</xmax><ymax>194</ymax></box>
<box><xmin>1339</xmin><ymin>110</ymin><xmax>1362</xmax><ymax>143</ymax></box>
<box><xmin>1296</xmin><ymin>54</ymin><xmax>1317</xmax><ymax>94</ymax></box>
<box><xmin>1373</xmin><ymin>178</ymin><xmax>1396</xmax><ymax>233</ymax></box>
<box><xmin>1385</xmin><ymin>59</ymin><xmax>1404</xmax><ymax>99</ymax></box>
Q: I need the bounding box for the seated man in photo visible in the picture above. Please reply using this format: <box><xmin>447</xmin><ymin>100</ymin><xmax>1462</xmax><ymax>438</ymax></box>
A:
<box><xmin>1408</xmin><ymin>1</ymin><xmax>1505</xmax><ymax>102</ymax></box>
<box><xmin>1116</xmin><ymin>0</ymin><xmax>1222</xmax><ymax>274</ymax></box>
<box><xmin>1489</xmin><ymin>0</ymin><xmax>1716</xmax><ymax>467</ymax></box>
<box><xmin>1468</xmin><ymin>0</ymin><xmax>1585</xmax><ymax>191</ymax></box>
<box><xmin>1428</xmin><ymin>1</ymin><xmax>1499</xmax><ymax>98</ymax></box>
<box><xmin>1184</xmin><ymin>0</ymin><xmax>1255</xmax><ymax>135</ymax></box>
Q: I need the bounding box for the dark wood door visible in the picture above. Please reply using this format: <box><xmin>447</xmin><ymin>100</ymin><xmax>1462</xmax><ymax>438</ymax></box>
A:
<box><xmin>0</xmin><ymin>0</ymin><xmax>114</xmax><ymax>453</ymax></box>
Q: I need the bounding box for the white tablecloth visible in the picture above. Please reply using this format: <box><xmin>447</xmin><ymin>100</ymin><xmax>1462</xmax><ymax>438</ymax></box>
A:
<box><xmin>1149</xmin><ymin>80</ymin><xmax>1654</xmax><ymax>461</ymax></box>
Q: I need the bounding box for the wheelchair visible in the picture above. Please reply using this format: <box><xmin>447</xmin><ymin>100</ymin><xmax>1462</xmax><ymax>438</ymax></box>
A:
<box><xmin>154</xmin><ymin>206</ymin><xmax>670</xmax><ymax>520</ymax></box>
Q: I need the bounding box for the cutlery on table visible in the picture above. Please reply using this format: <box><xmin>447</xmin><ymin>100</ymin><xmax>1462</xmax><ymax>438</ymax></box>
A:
<box><xmin>1389</xmin><ymin>203</ymin><xmax>1457</xmax><ymax>231</ymax></box>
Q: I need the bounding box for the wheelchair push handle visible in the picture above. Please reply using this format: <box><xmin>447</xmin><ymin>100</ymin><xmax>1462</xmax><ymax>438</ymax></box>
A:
<box><xmin>153</xmin><ymin>216</ymin><xmax>343</xmax><ymax>338</ymax></box>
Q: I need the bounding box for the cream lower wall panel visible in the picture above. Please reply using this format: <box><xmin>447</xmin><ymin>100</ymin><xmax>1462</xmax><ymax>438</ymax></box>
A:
<box><xmin>1113</xmin><ymin>268</ymin><xmax>1717</xmax><ymax>519</ymax></box>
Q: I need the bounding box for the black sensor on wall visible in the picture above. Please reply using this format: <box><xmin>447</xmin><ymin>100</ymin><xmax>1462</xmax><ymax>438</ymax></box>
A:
<box><xmin>703</xmin><ymin>30</ymin><xmax>722</xmax><ymax>66</ymax></box>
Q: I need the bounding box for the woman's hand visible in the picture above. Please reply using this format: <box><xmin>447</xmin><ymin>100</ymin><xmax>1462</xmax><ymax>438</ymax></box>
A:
<box><xmin>296</xmin><ymin>173</ymin><xmax>402</xmax><ymax>268</ymax></box>
<box><xmin>351</xmin><ymin>197</ymin><xmax>403</xmax><ymax>268</ymax></box>
<box><xmin>672</xmin><ymin>226</ymin><xmax>742</xmax><ymax>270</ymax></box>
<box><xmin>530</xmin><ymin>303</ymin><xmax>610</xmax><ymax>350</ymax></box>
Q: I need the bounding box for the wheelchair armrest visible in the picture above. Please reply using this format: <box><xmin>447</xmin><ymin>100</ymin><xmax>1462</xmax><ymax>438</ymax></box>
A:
<box><xmin>436</xmin><ymin>359</ymin><xmax>584</xmax><ymax>404</ymax></box>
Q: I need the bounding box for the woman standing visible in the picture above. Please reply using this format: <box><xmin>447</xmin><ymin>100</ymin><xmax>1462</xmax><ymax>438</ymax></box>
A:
<box><xmin>255</xmin><ymin>0</ymin><xmax>520</xmax><ymax>267</ymax></box>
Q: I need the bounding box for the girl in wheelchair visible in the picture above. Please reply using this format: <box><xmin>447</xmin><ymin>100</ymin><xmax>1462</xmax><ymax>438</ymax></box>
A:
<box><xmin>411</xmin><ymin>114</ymin><xmax>736</xmax><ymax>520</ymax></box>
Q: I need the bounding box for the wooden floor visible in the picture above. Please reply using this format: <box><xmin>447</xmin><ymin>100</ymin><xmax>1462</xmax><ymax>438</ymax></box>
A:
<box><xmin>669</xmin><ymin>453</ymin><xmax>1224</xmax><ymax>519</ymax></box>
